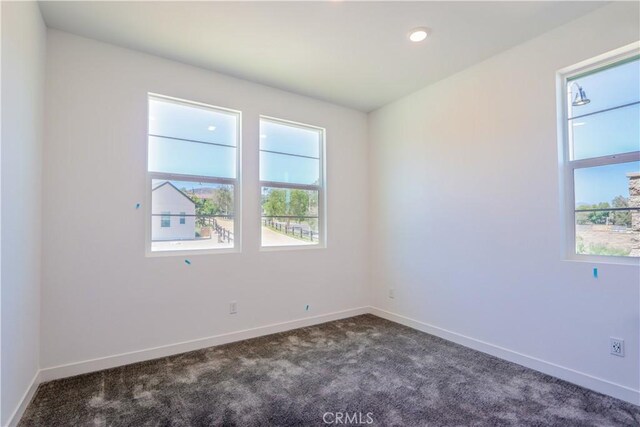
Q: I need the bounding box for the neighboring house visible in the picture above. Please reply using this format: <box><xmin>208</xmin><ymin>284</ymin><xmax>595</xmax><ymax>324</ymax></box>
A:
<box><xmin>152</xmin><ymin>181</ymin><xmax>196</xmax><ymax>241</ymax></box>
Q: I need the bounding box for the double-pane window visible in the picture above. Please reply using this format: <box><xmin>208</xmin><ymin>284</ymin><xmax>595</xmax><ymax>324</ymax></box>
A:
<box><xmin>148</xmin><ymin>95</ymin><xmax>239</xmax><ymax>252</ymax></box>
<box><xmin>260</xmin><ymin>118</ymin><xmax>324</xmax><ymax>247</ymax></box>
<box><xmin>563</xmin><ymin>54</ymin><xmax>640</xmax><ymax>258</ymax></box>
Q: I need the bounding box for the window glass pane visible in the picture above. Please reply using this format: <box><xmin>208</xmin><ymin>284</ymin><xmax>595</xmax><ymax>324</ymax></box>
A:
<box><xmin>161</xmin><ymin>212</ymin><xmax>171</xmax><ymax>228</ymax></box>
<box><xmin>571</xmin><ymin>103</ymin><xmax>640</xmax><ymax>160</ymax></box>
<box><xmin>576</xmin><ymin>210</ymin><xmax>636</xmax><ymax>257</ymax></box>
<box><xmin>574</xmin><ymin>162</ymin><xmax>640</xmax><ymax>209</ymax></box>
<box><xmin>261</xmin><ymin>187</ymin><xmax>319</xmax><ymax>247</ymax></box>
<box><xmin>574</xmin><ymin>161</ymin><xmax>639</xmax><ymax>257</ymax></box>
<box><xmin>148</xmin><ymin>135</ymin><xmax>236</xmax><ymax>178</ymax></box>
<box><xmin>568</xmin><ymin>57</ymin><xmax>640</xmax><ymax>119</ymax></box>
<box><xmin>260</xmin><ymin>119</ymin><xmax>320</xmax><ymax>158</ymax></box>
<box><xmin>151</xmin><ymin>179</ymin><xmax>234</xmax><ymax>252</ymax></box>
<box><xmin>149</xmin><ymin>97</ymin><xmax>238</xmax><ymax>147</ymax></box>
<box><xmin>259</xmin><ymin>151</ymin><xmax>319</xmax><ymax>185</ymax></box>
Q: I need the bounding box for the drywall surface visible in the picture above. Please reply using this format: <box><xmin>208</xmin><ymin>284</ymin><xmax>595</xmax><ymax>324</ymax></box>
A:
<box><xmin>1</xmin><ymin>1</ymin><xmax>46</xmax><ymax>424</ymax></box>
<box><xmin>41</xmin><ymin>30</ymin><xmax>369</xmax><ymax>370</ymax></box>
<box><xmin>369</xmin><ymin>2</ymin><xmax>640</xmax><ymax>403</ymax></box>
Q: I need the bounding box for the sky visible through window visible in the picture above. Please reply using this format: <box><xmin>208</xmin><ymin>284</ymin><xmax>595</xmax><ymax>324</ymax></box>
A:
<box><xmin>260</xmin><ymin>119</ymin><xmax>321</xmax><ymax>185</ymax></box>
<box><xmin>569</xmin><ymin>58</ymin><xmax>640</xmax><ymax>205</ymax></box>
<box><xmin>148</xmin><ymin>98</ymin><xmax>238</xmax><ymax>178</ymax></box>
<box><xmin>149</xmin><ymin>99</ymin><xmax>321</xmax><ymax>186</ymax></box>
<box><xmin>574</xmin><ymin>161</ymin><xmax>639</xmax><ymax>207</ymax></box>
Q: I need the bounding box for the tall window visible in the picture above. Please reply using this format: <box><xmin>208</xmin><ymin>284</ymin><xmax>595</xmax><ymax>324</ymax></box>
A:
<box><xmin>259</xmin><ymin>117</ymin><xmax>324</xmax><ymax>247</ymax></box>
<box><xmin>148</xmin><ymin>95</ymin><xmax>240</xmax><ymax>253</ymax></box>
<box><xmin>562</xmin><ymin>52</ymin><xmax>639</xmax><ymax>258</ymax></box>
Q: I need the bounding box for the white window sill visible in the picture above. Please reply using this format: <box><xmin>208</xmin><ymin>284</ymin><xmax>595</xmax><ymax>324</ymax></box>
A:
<box><xmin>259</xmin><ymin>244</ymin><xmax>326</xmax><ymax>253</ymax></box>
<box><xmin>563</xmin><ymin>254</ymin><xmax>640</xmax><ymax>266</ymax></box>
<box><xmin>145</xmin><ymin>247</ymin><xmax>240</xmax><ymax>258</ymax></box>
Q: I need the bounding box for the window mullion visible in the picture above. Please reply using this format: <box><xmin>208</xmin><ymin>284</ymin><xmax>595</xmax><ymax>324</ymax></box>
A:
<box><xmin>569</xmin><ymin>151</ymin><xmax>640</xmax><ymax>170</ymax></box>
<box><xmin>259</xmin><ymin>180</ymin><xmax>320</xmax><ymax>192</ymax></box>
<box><xmin>149</xmin><ymin>171</ymin><xmax>237</xmax><ymax>186</ymax></box>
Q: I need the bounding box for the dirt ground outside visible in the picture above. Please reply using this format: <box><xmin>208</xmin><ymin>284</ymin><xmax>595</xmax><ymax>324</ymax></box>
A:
<box><xmin>576</xmin><ymin>224</ymin><xmax>635</xmax><ymax>256</ymax></box>
<box><xmin>261</xmin><ymin>226</ymin><xmax>316</xmax><ymax>246</ymax></box>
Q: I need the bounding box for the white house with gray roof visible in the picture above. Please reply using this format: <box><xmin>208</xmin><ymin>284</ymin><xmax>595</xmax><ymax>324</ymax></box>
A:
<box><xmin>151</xmin><ymin>181</ymin><xmax>196</xmax><ymax>241</ymax></box>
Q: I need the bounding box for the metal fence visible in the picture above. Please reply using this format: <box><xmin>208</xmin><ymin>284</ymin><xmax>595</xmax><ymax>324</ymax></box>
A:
<box><xmin>262</xmin><ymin>217</ymin><xmax>318</xmax><ymax>242</ymax></box>
<box><xmin>202</xmin><ymin>216</ymin><xmax>234</xmax><ymax>243</ymax></box>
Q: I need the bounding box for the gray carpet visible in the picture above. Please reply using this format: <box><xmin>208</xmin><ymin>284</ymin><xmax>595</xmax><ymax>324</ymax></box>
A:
<box><xmin>19</xmin><ymin>315</ymin><xmax>640</xmax><ymax>426</ymax></box>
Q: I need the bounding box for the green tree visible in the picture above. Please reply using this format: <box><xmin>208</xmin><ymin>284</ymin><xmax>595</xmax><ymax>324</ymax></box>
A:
<box><xmin>192</xmin><ymin>195</ymin><xmax>218</xmax><ymax>227</ymax></box>
<box><xmin>611</xmin><ymin>195</ymin><xmax>631</xmax><ymax>227</ymax></box>
<box><xmin>263</xmin><ymin>189</ymin><xmax>286</xmax><ymax>217</ymax></box>
<box><xmin>215</xmin><ymin>186</ymin><xmax>233</xmax><ymax>215</ymax></box>
<box><xmin>577</xmin><ymin>202</ymin><xmax>610</xmax><ymax>224</ymax></box>
<box><xmin>289</xmin><ymin>190</ymin><xmax>309</xmax><ymax>221</ymax></box>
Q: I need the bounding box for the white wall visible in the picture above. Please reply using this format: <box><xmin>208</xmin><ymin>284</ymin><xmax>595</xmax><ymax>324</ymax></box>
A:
<box><xmin>369</xmin><ymin>2</ymin><xmax>640</xmax><ymax>404</ymax></box>
<box><xmin>41</xmin><ymin>30</ymin><xmax>369</xmax><ymax>371</ymax></box>
<box><xmin>1</xmin><ymin>1</ymin><xmax>46</xmax><ymax>425</ymax></box>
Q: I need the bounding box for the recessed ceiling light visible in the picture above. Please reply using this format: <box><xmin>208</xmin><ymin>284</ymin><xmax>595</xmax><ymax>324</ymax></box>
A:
<box><xmin>408</xmin><ymin>27</ymin><xmax>430</xmax><ymax>43</ymax></box>
<box><xmin>208</xmin><ymin>125</ymin><xmax>216</xmax><ymax>131</ymax></box>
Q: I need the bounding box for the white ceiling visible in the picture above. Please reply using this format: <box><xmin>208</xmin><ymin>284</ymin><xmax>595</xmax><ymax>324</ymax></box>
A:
<box><xmin>39</xmin><ymin>1</ymin><xmax>606</xmax><ymax>112</ymax></box>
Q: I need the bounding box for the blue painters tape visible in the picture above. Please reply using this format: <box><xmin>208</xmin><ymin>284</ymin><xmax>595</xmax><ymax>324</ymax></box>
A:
<box><xmin>135</xmin><ymin>203</ymin><xmax>141</xmax><ymax>209</ymax></box>
<box><xmin>305</xmin><ymin>305</ymin><xmax>310</xmax><ymax>311</ymax></box>
<box><xmin>185</xmin><ymin>259</ymin><xmax>191</xmax><ymax>265</ymax></box>
<box><xmin>593</xmin><ymin>268</ymin><xmax>598</xmax><ymax>279</ymax></box>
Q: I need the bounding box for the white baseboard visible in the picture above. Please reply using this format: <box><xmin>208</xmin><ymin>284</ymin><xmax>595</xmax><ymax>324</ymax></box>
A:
<box><xmin>39</xmin><ymin>307</ymin><xmax>369</xmax><ymax>383</ymax></box>
<box><xmin>5</xmin><ymin>370</ymin><xmax>41</xmax><ymax>427</ymax></box>
<box><xmin>369</xmin><ymin>306</ymin><xmax>640</xmax><ymax>406</ymax></box>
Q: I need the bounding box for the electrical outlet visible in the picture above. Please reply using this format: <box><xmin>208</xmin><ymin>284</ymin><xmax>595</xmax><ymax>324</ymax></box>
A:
<box><xmin>388</xmin><ymin>288</ymin><xmax>395</xmax><ymax>299</ymax></box>
<box><xmin>230</xmin><ymin>301</ymin><xmax>237</xmax><ymax>314</ymax></box>
<box><xmin>610</xmin><ymin>338</ymin><xmax>624</xmax><ymax>357</ymax></box>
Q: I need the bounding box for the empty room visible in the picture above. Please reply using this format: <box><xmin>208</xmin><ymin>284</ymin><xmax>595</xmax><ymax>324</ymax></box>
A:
<box><xmin>2</xmin><ymin>1</ymin><xmax>639</xmax><ymax>426</ymax></box>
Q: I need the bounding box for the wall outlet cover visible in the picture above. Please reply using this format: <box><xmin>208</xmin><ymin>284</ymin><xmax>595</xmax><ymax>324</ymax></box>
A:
<box><xmin>610</xmin><ymin>338</ymin><xmax>624</xmax><ymax>357</ymax></box>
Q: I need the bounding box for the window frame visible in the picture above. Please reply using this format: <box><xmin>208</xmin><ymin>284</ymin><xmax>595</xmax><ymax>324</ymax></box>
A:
<box><xmin>145</xmin><ymin>93</ymin><xmax>242</xmax><ymax>257</ymax></box>
<box><xmin>558</xmin><ymin>43</ymin><xmax>640</xmax><ymax>263</ymax></box>
<box><xmin>259</xmin><ymin>115</ymin><xmax>326</xmax><ymax>250</ymax></box>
